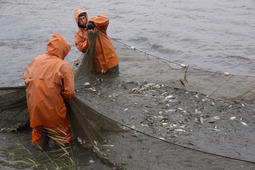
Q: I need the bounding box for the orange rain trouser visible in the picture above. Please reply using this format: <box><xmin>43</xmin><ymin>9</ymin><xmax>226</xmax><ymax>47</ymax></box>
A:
<box><xmin>32</xmin><ymin>119</ymin><xmax>73</xmax><ymax>145</ymax></box>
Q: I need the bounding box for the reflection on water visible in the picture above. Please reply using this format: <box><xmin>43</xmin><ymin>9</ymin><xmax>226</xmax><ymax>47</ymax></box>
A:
<box><xmin>0</xmin><ymin>0</ymin><xmax>255</xmax><ymax>86</ymax></box>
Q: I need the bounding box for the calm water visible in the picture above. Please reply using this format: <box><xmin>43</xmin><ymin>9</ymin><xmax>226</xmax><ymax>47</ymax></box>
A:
<box><xmin>0</xmin><ymin>0</ymin><xmax>255</xmax><ymax>86</ymax></box>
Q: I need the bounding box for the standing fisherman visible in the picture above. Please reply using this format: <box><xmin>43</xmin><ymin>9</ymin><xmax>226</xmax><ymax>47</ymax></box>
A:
<box><xmin>24</xmin><ymin>33</ymin><xmax>75</xmax><ymax>146</ymax></box>
<box><xmin>74</xmin><ymin>9</ymin><xmax>119</xmax><ymax>73</ymax></box>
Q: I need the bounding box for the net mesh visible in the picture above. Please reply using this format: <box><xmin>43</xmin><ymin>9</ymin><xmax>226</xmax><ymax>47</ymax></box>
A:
<box><xmin>0</xmin><ymin>86</ymin><xmax>28</xmax><ymax>131</ymax></box>
<box><xmin>75</xmin><ymin>30</ymin><xmax>98</xmax><ymax>81</ymax></box>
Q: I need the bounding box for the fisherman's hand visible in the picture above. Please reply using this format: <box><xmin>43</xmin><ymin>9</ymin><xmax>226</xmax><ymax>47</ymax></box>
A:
<box><xmin>86</xmin><ymin>22</ymin><xmax>95</xmax><ymax>31</ymax></box>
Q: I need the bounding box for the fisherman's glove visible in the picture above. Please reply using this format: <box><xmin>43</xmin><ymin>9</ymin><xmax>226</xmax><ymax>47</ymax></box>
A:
<box><xmin>86</xmin><ymin>22</ymin><xmax>95</xmax><ymax>31</ymax></box>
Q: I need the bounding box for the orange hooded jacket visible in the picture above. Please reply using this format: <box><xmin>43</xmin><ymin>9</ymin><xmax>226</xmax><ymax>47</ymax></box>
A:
<box><xmin>24</xmin><ymin>33</ymin><xmax>75</xmax><ymax>128</ymax></box>
<box><xmin>74</xmin><ymin>9</ymin><xmax>119</xmax><ymax>73</ymax></box>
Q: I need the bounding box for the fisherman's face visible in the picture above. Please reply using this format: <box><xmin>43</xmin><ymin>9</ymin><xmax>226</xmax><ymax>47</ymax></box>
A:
<box><xmin>78</xmin><ymin>16</ymin><xmax>87</xmax><ymax>27</ymax></box>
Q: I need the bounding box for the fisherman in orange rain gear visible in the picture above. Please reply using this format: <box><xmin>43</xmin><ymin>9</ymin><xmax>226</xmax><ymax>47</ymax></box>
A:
<box><xmin>24</xmin><ymin>33</ymin><xmax>75</xmax><ymax>146</ymax></box>
<box><xmin>74</xmin><ymin>9</ymin><xmax>119</xmax><ymax>73</ymax></box>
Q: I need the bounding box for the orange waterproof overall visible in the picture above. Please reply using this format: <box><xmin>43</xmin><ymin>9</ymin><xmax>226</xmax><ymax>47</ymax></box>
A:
<box><xmin>24</xmin><ymin>33</ymin><xmax>75</xmax><ymax>145</ymax></box>
<box><xmin>74</xmin><ymin>9</ymin><xmax>119</xmax><ymax>73</ymax></box>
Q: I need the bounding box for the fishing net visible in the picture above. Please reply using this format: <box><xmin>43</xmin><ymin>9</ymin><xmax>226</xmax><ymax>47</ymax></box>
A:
<box><xmin>66</xmin><ymin>97</ymin><xmax>126</xmax><ymax>168</ymax></box>
<box><xmin>75</xmin><ymin>30</ymin><xmax>98</xmax><ymax>81</ymax></box>
<box><xmin>69</xmin><ymin>30</ymin><xmax>126</xmax><ymax>168</ymax></box>
<box><xmin>1</xmin><ymin>30</ymin><xmax>255</xmax><ymax>169</ymax></box>
<box><xmin>0</xmin><ymin>86</ymin><xmax>28</xmax><ymax>131</ymax></box>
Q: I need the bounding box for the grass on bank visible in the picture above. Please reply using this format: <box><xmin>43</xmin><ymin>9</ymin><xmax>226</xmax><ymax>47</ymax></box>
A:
<box><xmin>0</xmin><ymin>131</ymin><xmax>79</xmax><ymax>170</ymax></box>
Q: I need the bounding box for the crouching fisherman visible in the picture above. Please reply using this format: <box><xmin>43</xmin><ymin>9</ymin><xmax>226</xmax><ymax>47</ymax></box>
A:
<box><xmin>24</xmin><ymin>33</ymin><xmax>75</xmax><ymax>146</ymax></box>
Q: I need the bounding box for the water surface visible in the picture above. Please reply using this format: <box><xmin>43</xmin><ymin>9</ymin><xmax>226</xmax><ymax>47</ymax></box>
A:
<box><xmin>0</xmin><ymin>0</ymin><xmax>254</xmax><ymax>86</ymax></box>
